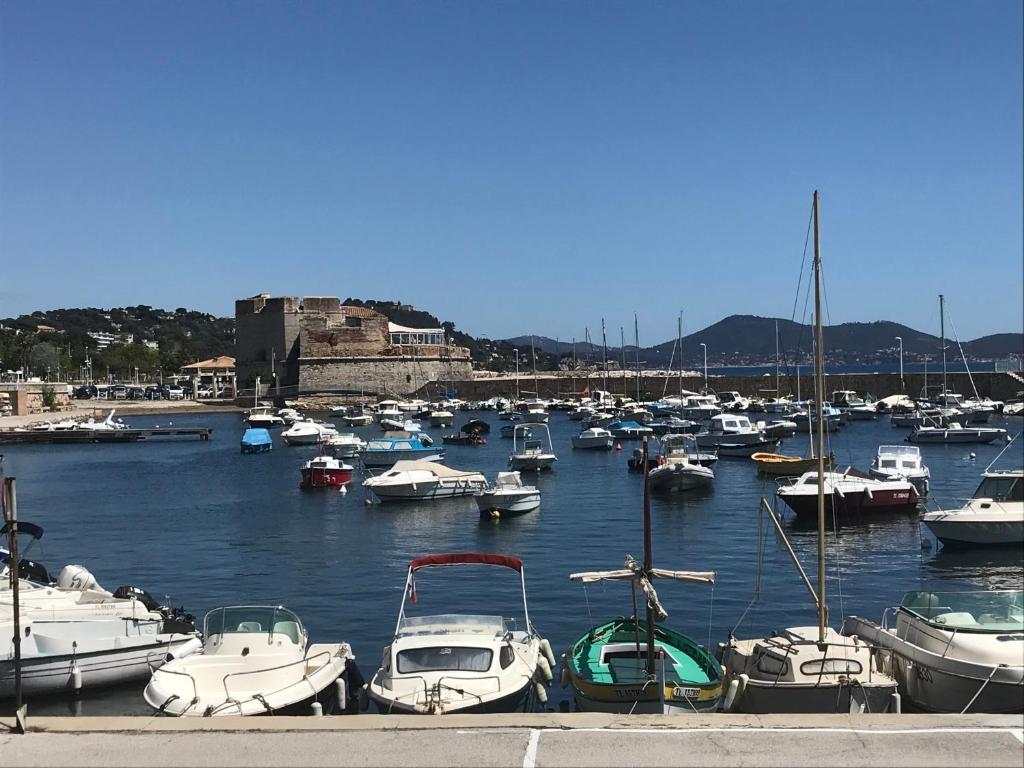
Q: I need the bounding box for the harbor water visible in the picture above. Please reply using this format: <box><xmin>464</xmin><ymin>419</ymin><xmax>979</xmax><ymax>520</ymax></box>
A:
<box><xmin>3</xmin><ymin>410</ymin><xmax>1022</xmax><ymax>715</ymax></box>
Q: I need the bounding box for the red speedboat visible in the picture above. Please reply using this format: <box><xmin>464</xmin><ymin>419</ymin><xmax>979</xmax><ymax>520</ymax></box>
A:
<box><xmin>776</xmin><ymin>468</ymin><xmax>919</xmax><ymax>518</ymax></box>
<box><xmin>300</xmin><ymin>455</ymin><xmax>353</xmax><ymax>489</ymax></box>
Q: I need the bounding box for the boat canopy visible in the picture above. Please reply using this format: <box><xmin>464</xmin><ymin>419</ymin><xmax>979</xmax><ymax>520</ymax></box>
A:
<box><xmin>570</xmin><ymin>567</ymin><xmax>715</xmax><ymax>585</ymax></box>
<box><xmin>409</xmin><ymin>553</ymin><xmax>524</xmax><ymax>572</ymax></box>
<box><xmin>388</xmin><ymin>460</ymin><xmax>482</xmax><ymax>478</ymax></box>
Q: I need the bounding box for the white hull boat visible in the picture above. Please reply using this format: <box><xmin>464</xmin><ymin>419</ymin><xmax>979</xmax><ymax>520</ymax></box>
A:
<box><xmin>363</xmin><ymin>460</ymin><xmax>487</xmax><ymax>502</ymax></box>
<box><xmin>869</xmin><ymin>444</ymin><xmax>931</xmax><ymax>496</ymax></box>
<box><xmin>475</xmin><ymin>472</ymin><xmax>541</xmax><ymax>517</ymax></box>
<box><xmin>648</xmin><ymin>459</ymin><xmax>714</xmax><ymax>493</ymax></box>
<box><xmin>368</xmin><ymin>554</ymin><xmax>554</xmax><ymax>714</ymax></box>
<box><xmin>145</xmin><ymin>605</ymin><xmax>353</xmax><ymax>716</ymax></box>
<box><xmin>571</xmin><ymin>428</ymin><xmax>614</xmax><ymax>450</ymax></box>
<box><xmin>908</xmin><ymin>422</ymin><xmax>1007</xmax><ymax>444</ymax></box>
<box><xmin>922</xmin><ymin>470</ymin><xmax>1023</xmax><ymax>546</ymax></box>
<box><xmin>843</xmin><ymin>590</ymin><xmax>1023</xmax><ymax>714</ymax></box>
<box><xmin>510</xmin><ymin>423</ymin><xmax>557</xmax><ymax>472</ymax></box>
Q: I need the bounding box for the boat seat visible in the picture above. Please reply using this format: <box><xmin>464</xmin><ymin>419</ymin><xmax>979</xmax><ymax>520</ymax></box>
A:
<box><xmin>236</xmin><ymin>621</ymin><xmax>262</xmax><ymax>632</ymax></box>
<box><xmin>274</xmin><ymin>620</ymin><xmax>302</xmax><ymax>644</ymax></box>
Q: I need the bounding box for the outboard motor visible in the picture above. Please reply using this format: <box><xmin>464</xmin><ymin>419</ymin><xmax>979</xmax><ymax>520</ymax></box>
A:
<box><xmin>0</xmin><ymin>551</ymin><xmax>54</xmax><ymax>585</ymax></box>
<box><xmin>112</xmin><ymin>585</ymin><xmax>161</xmax><ymax>612</ymax></box>
<box><xmin>113</xmin><ymin>585</ymin><xmax>197</xmax><ymax>632</ymax></box>
<box><xmin>57</xmin><ymin>564</ymin><xmax>105</xmax><ymax>592</ymax></box>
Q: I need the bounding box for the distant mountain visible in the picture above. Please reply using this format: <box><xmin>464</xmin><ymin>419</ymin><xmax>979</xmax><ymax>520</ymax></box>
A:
<box><xmin>507</xmin><ymin>316</ymin><xmax>1023</xmax><ymax>368</ymax></box>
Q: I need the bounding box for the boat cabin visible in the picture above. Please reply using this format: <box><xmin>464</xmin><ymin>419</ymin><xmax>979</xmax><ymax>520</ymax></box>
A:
<box><xmin>972</xmin><ymin>472</ymin><xmax>1024</xmax><ymax>503</ymax></box>
<box><xmin>708</xmin><ymin>414</ymin><xmax>755</xmax><ymax>434</ymax></box>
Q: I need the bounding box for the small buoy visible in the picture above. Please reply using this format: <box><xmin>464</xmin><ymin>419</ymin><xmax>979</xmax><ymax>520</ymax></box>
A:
<box><xmin>969</xmin><ymin>452</ymin><xmax>977</xmax><ymax>460</ymax></box>
<box><xmin>615</xmin><ymin>442</ymin><xmax>622</xmax><ymax>451</ymax></box>
<box><xmin>490</xmin><ymin>509</ymin><xmax>500</xmax><ymax>520</ymax></box>
<box><xmin>364</xmin><ymin>499</ymin><xmax>373</xmax><ymax>506</ymax></box>
<box><xmin>339</xmin><ymin>485</ymin><xmax>347</xmax><ymax>494</ymax></box>
<box><xmin>559</xmin><ymin>665</ymin><xmax>569</xmax><ymax>688</ymax></box>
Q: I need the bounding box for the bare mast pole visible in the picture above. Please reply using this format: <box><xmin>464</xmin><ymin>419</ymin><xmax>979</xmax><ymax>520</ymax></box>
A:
<box><xmin>939</xmin><ymin>294</ymin><xmax>947</xmax><ymax>401</ymax></box>
<box><xmin>634</xmin><ymin>313</ymin><xmax>641</xmax><ymax>401</ymax></box>
<box><xmin>601</xmin><ymin>319</ymin><xmax>609</xmax><ymax>394</ymax></box>
<box><xmin>677</xmin><ymin>312</ymin><xmax>683</xmax><ymax>397</ymax></box>
<box><xmin>812</xmin><ymin>190</ymin><xmax>828</xmax><ymax>644</ymax></box>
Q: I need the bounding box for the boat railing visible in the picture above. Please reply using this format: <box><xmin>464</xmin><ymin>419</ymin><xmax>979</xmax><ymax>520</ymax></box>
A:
<box><xmin>759</xmin><ymin>636</ymin><xmax>894</xmax><ymax>686</ymax></box>
<box><xmin>221</xmin><ymin>649</ymin><xmax>333</xmax><ymax>706</ymax></box>
<box><xmin>435</xmin><ymin>673</ymin><xmax>502</xmax><ymax>700</ymax></box>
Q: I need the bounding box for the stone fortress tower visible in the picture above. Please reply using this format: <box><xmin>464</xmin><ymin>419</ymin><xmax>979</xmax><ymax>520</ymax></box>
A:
<box><xmin>234</xmin><ymin>294</ymin><xmax>472</xmax><ymax>398</ymax></box>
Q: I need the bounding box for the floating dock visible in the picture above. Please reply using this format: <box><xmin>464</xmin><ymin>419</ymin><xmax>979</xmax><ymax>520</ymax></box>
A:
<box><xmin>0</xmin><ymin>427</ymin><xmax>213</xmax><ymax>444</ymax></box>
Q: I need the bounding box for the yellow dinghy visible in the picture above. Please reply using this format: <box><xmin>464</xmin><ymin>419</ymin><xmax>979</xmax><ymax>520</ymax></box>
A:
<box><xmin>751</xmin><ymin>452</ymin><xmax>830</xmax><ymax>476</ymax></box>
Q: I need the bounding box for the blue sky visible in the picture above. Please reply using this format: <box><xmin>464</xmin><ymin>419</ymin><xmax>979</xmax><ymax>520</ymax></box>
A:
<box><xmin>2</xmin><ymin>1</ymin><xmax>1021</xmax><ymax>343</ymax></box>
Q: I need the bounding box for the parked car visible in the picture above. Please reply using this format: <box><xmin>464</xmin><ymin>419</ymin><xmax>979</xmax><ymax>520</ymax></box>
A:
<box><xmin>145</xmin><ymin>385</ymin><xmax>164</xmax><ymax>401</ymax></box>
<box><xmin>196</xmin><ymin>386</ymin><xmax>213</xmax><ymax>399</ymax></box>
<box><xmin>110</xmin><ymin>385</ymin><xmax>128</xmax><ymax>400</ymax></box>
<box><xmin>75</xmin><ymin>385</ymin><xmax>97</xmax><ymax>399</ymax></box>
<box><xmin>126</xmin><ymin>386</ymin><xmax>146</xmax><ymax>400</ymax></box>
<box><xmin>219</xmin><ymin>386</ymin><xmax>235</xmax><ymax>398</ymax></box>
<box><xmin>165</xmin><ymin>385</ymin><xmax>185</xmax><ymax>401</ymax></box>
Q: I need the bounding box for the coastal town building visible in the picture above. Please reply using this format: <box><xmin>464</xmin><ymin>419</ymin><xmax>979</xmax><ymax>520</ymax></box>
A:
<box><xmin>234</xmin><ymin>294</ymin><xmax>472</xmax><ymax>398</ymax></box>
<box><xmin>180</xmin><ymin>356</ymin><xmax>237</xmax><ymax>397</ymax></box>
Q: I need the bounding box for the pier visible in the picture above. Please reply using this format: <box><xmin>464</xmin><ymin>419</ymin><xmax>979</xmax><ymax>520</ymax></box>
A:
<box><xmin>0</xmin><ymin>427</ymin><xmax>213</xmax><ymax>444</ymax></box>
<box><xmin>1</xmin><ymin>713</ymin><xmax>1021</xmax><ymax>767</ymax></box>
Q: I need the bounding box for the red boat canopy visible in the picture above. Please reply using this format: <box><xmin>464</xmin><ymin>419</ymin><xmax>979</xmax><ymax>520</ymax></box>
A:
<box><xmin>409</xmin><ymin>553</ymin><xmax>524</xmax><ymax>572</ymax></box>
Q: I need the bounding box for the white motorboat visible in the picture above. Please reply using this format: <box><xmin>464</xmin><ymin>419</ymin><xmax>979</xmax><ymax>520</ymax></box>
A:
<box><xmin>363</xmin><ymin>460</ymin><xmax>487</xmax><ymax>502</ymax></box>
<box><xmin>367</xmin><ymin>553</ymin><xmax>554</xmax><ymax>714</ymax></box>
<box><xmin>571</xmin><ymin>427</ymin><xmax>614</xmax><ymax>450</ymax></box>
<box><xmin>498</xmin><ymin>410</ymin><xmax>522</xmax><ymax>421</ymax></box>
<box><xmin>776</xmin><ymin>469</ymin><xmax>920</xmax><ymax>518</ymax></box>
<box><xmin>718</xmin><ymin>391</ymin><xmax>750</xmax><ymax>411</ymax></box>
<box><xmin>921</xmin><ymin>470</ymin><xmax>1023</xmax><ymax>546</ymax></box>
<box><xmin>522</xmin><ymin>408</ymin><xmax>549</xmax><ymax>424</ymax></box>
<box><xmin>475</xmin><ymin>472</ymin><xmax>541</xmax><ymax>517</ymax></box>
<box><xmin>0</xmin><ymin>562</ymin><xmax>200</xmax><ymax>699</ymax></box>
<box><xmin>342</xmin><ymin>412</ymin><xmax>374</xmax><ymax>427</ymax></box>
<box><xmin>377</xmin><ymin>405</ymin><xmax>404</xmax><ymax>424</ymax></box>
<box><xmin>843</xmin><ymin>590</ymin><xmax>1023</xmax><ymax>713</ymax></box>
<box><xmin>759</xmin><ymin>419</ymin><xmax>799</xmax><ymax>439</ymax></box>
<box><xmin>429</xmin><ymin>410</ymin><xmax>454</xmax><ymax>427</ymax></box>
<box><xmin>832</xmin><ymin>391</ymin><xmax>877</xmax><ymax>420</ymax></box>
<box><xmin>322</xmin><ymin>432</ymin><xmax>366</xmax><ymax>459</ymax></box>
<box><xmin>509</xmin><ymin>423</ymin><xmax>557</xmax><ymax>472</ymax></box>
<box><xmin>581</xmin><ymin>411</ymin><xmax>617</xmax><ymax>429</ymax></box>
<box><xmin>500</xmin><ymin>424</ymin><xmax>529</xmax><ymax>439</ymax></box>
<box><xmin>277</xmin><ymin>407</ymin><xmax>302</xmax><ymax>424</ymax></box>
<box><xmin>144</xmin><ymin>605</ymin><xmax>355</xmax><ymax>716</ymax></box>
<box><xmin>568</xmin><ymin>405</ymin><xmax>595</xmax><ymax>421</ymax></box>
<box><xmin>907</xmin><ymin>422</ymin><xmax>1007</xmax><ymax>444</ymax></box>
<box><xmin>246</xmin><ymin>406</ymin><xmax>284</xmax><ymax>428</ymax></box>
<box><xmin>282</xmin><ymin>419</ymin><xmax>338</xmax><ymax>446</ymax></box>
<box><xmin>680</xmin><ymin>394</ymin><xmax>721</xmax><ymax>420</ymax></box>
<box><xmin>607</xmin><ymin>420</ymin><xmax>654</xmax><ymax>439</ymax></box>
<box><xmin>694</xmin><ymin>415</ymin><xmax>767</xmax><ymax>448</ymax></box>
<box><xmin>648</xmin><ymin>447</ymin><xmax>715</xmax><ymax>493</ymax></box>
<box><xmin>869</xmin><ymin>445</ymin><xmax>930</xmax><ymax>496</ymax></box>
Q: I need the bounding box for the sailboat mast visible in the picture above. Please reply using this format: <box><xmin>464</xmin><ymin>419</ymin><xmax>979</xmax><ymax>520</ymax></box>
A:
<box><xmin>641</xmin><ymin>435</ymin><xmax>657</xmax><ymax>676</ymax></box>
<box><xmin>634</xmin><ymin>313</ymin><xmax>641</xmax><ymax>401</ymax></box>
<box><xmin>601</xmin><ymin>319</ymin><xmax>609</xmax><ymax>393</ymax></box>
<box><xmin>939</xmin><ymin>294</ymin><xmax>947</xmax><ymax>399</ymax></box>
<box><xmin>531</xmin><ymin>335</ymin><xmax>539</xmax><ymax>398</ymax></box>
<box><xmin>572</xmin><ymin>338</ymin><xmax>577</xmax><ymax>397</ymax></box>
<box><xmin>620</xmin><ymin>327</ymin><xmax>627</xmax><ymax>398</ymax></box>
<box><xmin>812</xmin><ymin>190</ymin><xmax>827</xmax><ymax>645</ymax></box>
<box><xmin>677</xmin><ymin>312</ymin><xmax>683</xmax><ymax>397</ymax></box>
<box><xmin>775</xmin><ymin>320</ymin><xmax>780</xmax><ymax>397</ymax></box>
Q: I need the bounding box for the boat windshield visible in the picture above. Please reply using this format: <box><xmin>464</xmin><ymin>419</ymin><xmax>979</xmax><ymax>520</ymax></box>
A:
<box><xmin>974</xmin><ymin>475</ymin><xmax>1023</xmax><ymax>502</ymax></box>
<box><xmin>396</xmin><ymin>646</ymin><xmax>493</xmax><ymax>674</ymax></box>
<box><xmin>397</xmin><ymin>614</ymin><xmax>505</xmax><ymax>638</ymax></box>
<box><xmin>204</xmin><ymin>606</ymin><xmax>304</xmax><ymax>643</ymax></box>
<box><xmin>900</xmin><ymin>591</ymin><xmax>1024</xmax><ymax>632</ymax></box>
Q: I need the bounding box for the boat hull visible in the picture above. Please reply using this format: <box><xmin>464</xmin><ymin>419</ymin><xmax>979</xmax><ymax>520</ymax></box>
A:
<box><xmin>368</xmin><ymin>481</ymin><xmax>485</xmax><ymax>502</ymax></box>
<box><xmin>241</xmin><ymin>443</ymin><xmax>272</xmax><ymax>454</ymax></box>
<box><xmin>0</xmin><ymin>634</ymin><xmax>199</xmax><ymax>699</ymax></box>
<box><xmin>362</xmin><ymin>449</ymin><xmax>444</xmax><ymax>468</ymax></box>
<box><xmin>778</xmin><ymin>488</ymin><xmax>918</xmax><ymax>518</ymax></box>
<box><xmin>370</xmin><ymin>677</ymin><xmax>535</xmax><ymax>715</ymax></box>
<box><xmin>475</xmin><ymin>491</ymin><xmax>541</xmax><ymax>516</ymax></box>
<box><xmin>724</xmin><ymin>677</ymin><xmax>895</xmax><ymax>714</ymax></box>
<box><xmin>922</xmin><ymin>515</ymin><xmax>1024</xmax><ymax>546</ymax></box>
<box><xmin>571</xmin><ymin>436</ymin><xmax>614</xmax><ymax>450</ymax></box>
<box><xmin>648</xmin><ymin>466</ymin><xmax>714</xmax><ymax>493</ymax></box>
<box><xmin>300</xmin><ymin>466</ymin><xmax>353</xmax><ymax>489</ymax></box>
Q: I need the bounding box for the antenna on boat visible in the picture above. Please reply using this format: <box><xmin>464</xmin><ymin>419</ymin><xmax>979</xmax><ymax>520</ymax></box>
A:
<box><xmin>939</xmin><ymin>294</ymin><xmax>947</xmax><ymax>401</ymax></box>
<box><xmin>812</xmin><ymin>190</ymin><xmax>828</xmax><ymax>645</ymax></box>
<box><xmin>601</xmin><ymin>319</ymin><xmax>609</xmax><ymax>394</ymax></box>
<box><xmin>984</xmin><ymin>432</ymin><xmax>1021</xmax><ymax>474</ymax></box>
<box><xmin>634</xmin><ymin>313</ymin><xmax>641</xmax><ymax>402</ymax></box>
<box><xmin>2</xmin><ymin>477</ymin><xmax>26</xmax><ymax>732</ymax></box>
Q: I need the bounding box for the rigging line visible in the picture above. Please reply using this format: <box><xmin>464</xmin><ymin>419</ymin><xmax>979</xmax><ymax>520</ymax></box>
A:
<box><xmin>789</xmin><ymin>202</ymin><xmax>815</xmax><ymax>326</ymax></box>
<box><xmin>946</xmin><ymin>308</ymin><xmax>981</xmax><ymax>400</ymax></box>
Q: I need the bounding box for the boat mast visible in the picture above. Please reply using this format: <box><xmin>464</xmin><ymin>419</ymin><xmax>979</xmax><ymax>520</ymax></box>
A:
<box><xmin>677</xmin><ymin>311</ymin><xmax>683</xmax><ymax>397</ymax></box>
<box><xmin>641</xmin><ymin>435</ymin><xmax>657</xmax><ymax>676</ymax></box>
<box><xmin>601</xmin><ymin>319</ymin><xmax>609</xmax><ymax>394</ymax></box>
<box><xmin>620</xmin><ymin>327</ymin><xmax>627</xmax><ymax>398</ymax></box>
<box><xmin>572</xmin><ymin>337</ymin><xmax>577</xmax><ymax>398</ymax></box>
<box><xmin>531</xmin><ymin>335</ymin><xmax>539</xmax><ymax>399</ymax></box>
<box><xmin>939</xmin><ymin>294</ymin><xmax>947</xmax><ymax>400</ymax></box>
<box><xmin>634</xmin><ymin>313</ymin><xmax>641</xmax><ymax>401</ymax></box>
<box><xmin>812</xmin><ymin>190</ymin><xmax>827</xmax><ymax>644</ymax></box>
<box><xmin>775</xmin><ymin>320</ymin><xmax>780</xmax><ymax>397</ymax></box>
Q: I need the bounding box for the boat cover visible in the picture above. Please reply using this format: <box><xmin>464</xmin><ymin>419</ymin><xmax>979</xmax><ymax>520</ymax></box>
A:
<box><xmin>388</xmin><ymin>460</ymin><xmax>483</xmax><ymax>478</ymax></box>
<box><xmin>410</xmin><ymin>553</ymin><xmax>524</xmax><ymax>572</ymax></box>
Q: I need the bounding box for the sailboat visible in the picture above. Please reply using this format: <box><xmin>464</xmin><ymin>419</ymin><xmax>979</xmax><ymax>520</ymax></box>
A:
<box><xmin>717</xmin><ymin>191</ymin><xmax>899</xmax><ymax>714</ymax></box>
<box><xmin>561</xmin><ymin>436</ymin><xmax>723</xmax><ymax>714</ymax></box>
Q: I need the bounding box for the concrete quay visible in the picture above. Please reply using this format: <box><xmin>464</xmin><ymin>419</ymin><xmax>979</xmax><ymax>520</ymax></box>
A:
<box><xmin>1</xmin><ymin>713</ymin><xmax>1021</xmax><ymax>767</ymax></box>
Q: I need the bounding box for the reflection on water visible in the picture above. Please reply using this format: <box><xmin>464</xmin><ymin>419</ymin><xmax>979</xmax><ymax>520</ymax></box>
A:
<box><xmin>1</xmin><ymin>409</ymin><xmax>1020</xmax><ymax>715</ymax></box>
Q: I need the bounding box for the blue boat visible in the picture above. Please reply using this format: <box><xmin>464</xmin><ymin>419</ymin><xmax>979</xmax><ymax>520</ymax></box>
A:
<box><xmin>240</xmin><ymin>428</ymin><xmax>273</xmax><ymax>454</ymax></box>
<box><xmin>361</xmin><ymin>436</ymin><xmax>445</xmax><ymax>468</ymax></box>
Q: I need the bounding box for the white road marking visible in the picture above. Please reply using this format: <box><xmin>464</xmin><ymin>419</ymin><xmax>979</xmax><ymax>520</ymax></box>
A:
<box><xmin>522</xmin><ymin>728</ymin><xmax>541</xmax><ymax>768</ymax></box>
<box><xmin>1010</xmin><ymin>729</ymin><xmax>1023</xmax><ymax>744</ymax></box>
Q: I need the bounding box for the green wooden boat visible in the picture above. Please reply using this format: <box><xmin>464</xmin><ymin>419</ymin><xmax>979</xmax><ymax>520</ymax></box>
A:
<box><xmin>564</xmin><ymin>616</ymin><xmax>723</xmax><ymax>713</ymax></box>
<box><xmin>561</xmin><ymin>437</ymin><xmax>724</xmax><ymax>714</ymax></box>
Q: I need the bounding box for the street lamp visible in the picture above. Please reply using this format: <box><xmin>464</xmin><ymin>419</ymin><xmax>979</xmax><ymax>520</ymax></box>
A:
<box><xmin>895</xmin><ymin>336</ymin><xmax>903</xmax><ymax>392</ymax></box>
<box><xmin>699</xmin><ymin>343</ymin><xmax>708</xmax><ymax>386</ymax></box>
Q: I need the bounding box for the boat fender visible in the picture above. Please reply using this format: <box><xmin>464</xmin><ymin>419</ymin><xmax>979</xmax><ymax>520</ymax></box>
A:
<box><xmin>358</xmin><ymin>684</ymin><xmax>370</xmax><ymax>712</ymax></box>
<box><xmin>310</xmin><ymin>701</ymin><xmax>323</xmax><ymax>716</ymax></box>
<box><xmin>536</xmin><ymin>655</ymin><xmax>553</xmax><ymax>684</ymax></box>
<box><xmin>336</xmin><ymin>677</ymin><xmax>347</xmax><ymax>711</ymax></box>
<box><xmin>539</xmin><ymin>638</ymin><xmax>557</xmax><ymax>669</ymax></box>
<box><xmin>71</xmin><ymin>664</ymin><xmax>82</xmax><ymax>693</ymax></box>
<box><xmin>559</xmin><ymin>665</ymin><xmax>569</xmax><ymax>689</ymax></box>
<box><xmin>534</xmin><ymin>681</ymin><xmax>548</xmax><ymax>704</ymax></box>
<box><xmin>364</xmin><ymin>499</ymin><xmax>373</xmax><ymax>506</ymax></box>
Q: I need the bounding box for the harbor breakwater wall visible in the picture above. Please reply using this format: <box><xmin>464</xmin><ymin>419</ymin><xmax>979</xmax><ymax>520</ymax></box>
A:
<box><xmin>417</xmin><ymin>372</ymin><xmax>1023</xmax><ymax>403</ymax></box>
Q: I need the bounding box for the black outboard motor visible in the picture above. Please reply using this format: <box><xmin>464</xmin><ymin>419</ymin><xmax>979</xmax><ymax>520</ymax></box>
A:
<box><xmin>0</xmin><ymin>551</ymin><xmax>53</xmax><ymax>585</ymax></box>
<box><xmin>113</xmin><ymin>585</ymin><xmax>196</xmax><ymax>633</ymax></box>
<box><xmin>112</xmin><ymin>585</ymin><xmax>161</xmax><ymax>612</ymax></box>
